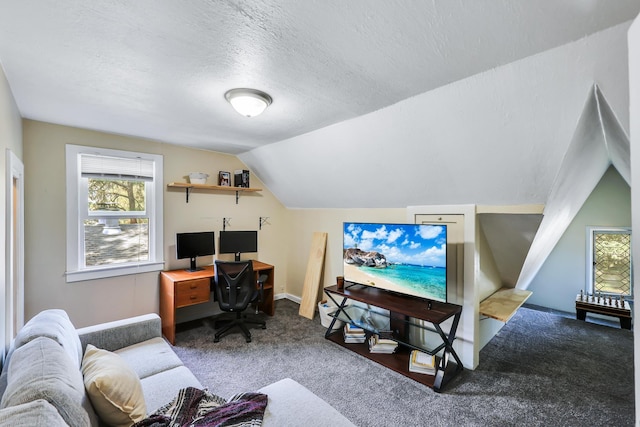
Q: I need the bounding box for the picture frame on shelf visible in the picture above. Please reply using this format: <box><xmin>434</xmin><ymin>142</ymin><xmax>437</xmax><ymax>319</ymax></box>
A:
<box><xmin>234</xmin><ymin>169</ymin><xmax>250</xmax><ymax>188</ymax></box>
<box><xmin>218</xmin><ymin>171</ymin><xmax>231</xmax><ymax>186</ymax></box>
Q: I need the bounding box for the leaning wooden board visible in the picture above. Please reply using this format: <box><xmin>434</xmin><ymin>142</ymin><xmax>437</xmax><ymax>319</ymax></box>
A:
<box><xmin>299</xmin><ymin>232</ymin><xmax>328</xmax><ymax>319</ymax></box>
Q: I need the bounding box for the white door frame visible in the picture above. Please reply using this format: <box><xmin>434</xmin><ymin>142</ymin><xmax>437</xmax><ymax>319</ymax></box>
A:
<box><xmin>6</xmin><ymin>149</ymin><xmax>24</xmax><ymax>352</ymax></box>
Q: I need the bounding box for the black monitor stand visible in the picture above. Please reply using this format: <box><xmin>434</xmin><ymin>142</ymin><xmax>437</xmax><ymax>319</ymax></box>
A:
<box><xmin>234</xmin><ymin>252</ymin><xmax>241</xmax><ymax>261</ymax></box>
<box><xmin>186</xmin><ymin>257</ymin><xmax>203</xmax><ymax>272</ymax></box>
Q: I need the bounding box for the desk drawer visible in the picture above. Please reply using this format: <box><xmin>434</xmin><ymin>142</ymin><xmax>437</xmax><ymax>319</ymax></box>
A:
<box><xmin>176</xmin><ymin>278</ymin><xmax>210</xmax><ymax>308</ymax></box>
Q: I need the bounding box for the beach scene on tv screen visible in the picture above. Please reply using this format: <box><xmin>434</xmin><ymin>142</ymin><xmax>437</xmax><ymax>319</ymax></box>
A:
<box><xmin>343</xmin><ymin>222</ymin><xmax>447</xmax><ymax>302</ymax></box>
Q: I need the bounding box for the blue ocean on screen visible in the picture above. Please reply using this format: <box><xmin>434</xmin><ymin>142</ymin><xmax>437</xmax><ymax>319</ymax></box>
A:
<box><xmin>359</xmin><ymin>264</ymin><xmax>446</xmax><ymax>301</ymax></box>
<box><xmin>343</xmin><ymin>222</ymin><xmax>448</xmax><ymax>302</ymax></box>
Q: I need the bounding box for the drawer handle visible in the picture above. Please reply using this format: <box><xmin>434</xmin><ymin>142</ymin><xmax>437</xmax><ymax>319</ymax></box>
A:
<box><xmin>190</xmin><ymin>284</ymin><xmax>198</xmax><ymax>289</ymax></box>
<box><xmin>190</xmin><ymin>295</ymin><xmax>198</xmax><ymax>300</ymax></box>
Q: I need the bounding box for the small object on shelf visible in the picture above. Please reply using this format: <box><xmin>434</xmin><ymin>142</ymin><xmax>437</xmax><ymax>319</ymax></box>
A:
<box><xmin>188</xmin><ymin>172</ymin><xmax>209</xmax><ymax>184</ymax></box>
<box><xmin>409</xmin><ymin>350</ymin><xmax>436</xmax><ymax>375</ymax></box>
<box><xmin>368</xmin><ymin>334</ymin><xmax>397</xmax><ymax>354</ymax></box>
<box><xmin>336</xmin><ymin>275</ymin><xmax>344</xmax><ymax>290</ymax></box>
<box><xmin>234</xmin><ymin>169</ymin><xmax>250</xmax><ymax>188</ymax></box>
<box><xmin>218</xmin><ymin>171</ymin><xmax>231</xmax><ymax>186</ymax></box>
<box><xmin>343</xmin><ymin>323</ymin><xmax>366</xmax><ymax>343</ymax></box>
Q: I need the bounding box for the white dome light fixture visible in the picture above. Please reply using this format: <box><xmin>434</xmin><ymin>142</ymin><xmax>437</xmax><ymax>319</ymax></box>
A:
<box><xmin>224</xmin><ymin>88</ymin><xmax>272</xmax><ymax>117</ymax></box>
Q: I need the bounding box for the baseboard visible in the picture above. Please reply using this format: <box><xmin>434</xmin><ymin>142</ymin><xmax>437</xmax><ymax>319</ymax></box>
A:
<box><xmin>275</xmin><ymin>293</ymin><xmax>301</xmax><ymax>304</ymax></box>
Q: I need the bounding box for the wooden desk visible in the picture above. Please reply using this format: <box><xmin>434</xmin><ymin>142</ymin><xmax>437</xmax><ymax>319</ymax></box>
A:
<box><xmin>159</xmin><ymin>261</ymin><xmax>275</xmax><ymax>344</ymax></box>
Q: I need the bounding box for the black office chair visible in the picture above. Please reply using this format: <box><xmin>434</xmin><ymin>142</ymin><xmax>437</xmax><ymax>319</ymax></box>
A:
<box><xmin>212</xmin><ymin>260</ymin><xmax>267</xmax><ymax>343</ymax></box>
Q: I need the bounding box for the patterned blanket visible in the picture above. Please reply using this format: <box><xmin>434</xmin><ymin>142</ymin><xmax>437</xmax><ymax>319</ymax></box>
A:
<box><xmin>133</xmin><ymin>387</ymin><xmax>268</xmax><ymax>427</ymax></box>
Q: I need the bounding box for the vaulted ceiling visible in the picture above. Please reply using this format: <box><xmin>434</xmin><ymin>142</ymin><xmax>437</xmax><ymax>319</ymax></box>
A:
<box><xmin>0</xmin><ymin>1</ymin><xmax>638</xmax><ymax>210</ymax></box>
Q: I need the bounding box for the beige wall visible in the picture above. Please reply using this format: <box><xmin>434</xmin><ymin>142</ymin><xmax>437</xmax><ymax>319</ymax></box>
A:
<box><xmin>0</xmin><ymin>64</ymin><xmax>23</xmax><ymax>359</ymax></box>
<box><xmin>22</xmin><ymin>120</ymin><xmax>289</xmax><ymax>327</ymax></box>
<box><xmin>285</xmin><ymin>208</ymin><xmax>406</xmax><ymax>300</ymax></box>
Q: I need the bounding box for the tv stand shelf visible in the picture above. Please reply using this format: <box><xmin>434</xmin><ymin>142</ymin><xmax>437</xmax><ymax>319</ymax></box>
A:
<box><xmin>323</xmin><ymin>284</ymin><xmax>463</xmax><ymax>392</ymax></box>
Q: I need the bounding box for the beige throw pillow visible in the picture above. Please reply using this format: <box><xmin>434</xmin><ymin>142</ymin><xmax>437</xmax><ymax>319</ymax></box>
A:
<box><xmin>81</xmin><ymin>344</ymin><xmax>146</xmax><ymax>427</ymax></box>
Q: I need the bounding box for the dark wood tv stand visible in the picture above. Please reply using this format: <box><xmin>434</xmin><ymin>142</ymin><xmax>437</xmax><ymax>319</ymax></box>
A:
<box><xmin>324</xmin><ymin>284</ymin><xmax>463</xmax><ymax>392</ymax></box>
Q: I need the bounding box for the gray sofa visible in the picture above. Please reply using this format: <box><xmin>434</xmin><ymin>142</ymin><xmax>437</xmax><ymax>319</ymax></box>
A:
<box><xmin>0</xmin><ymin>309</ymin><xmax>354</xmax><ymax>426</ymax></box>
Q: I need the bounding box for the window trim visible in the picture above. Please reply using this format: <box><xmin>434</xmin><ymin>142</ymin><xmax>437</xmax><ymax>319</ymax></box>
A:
<box><xmin>65</xmin><ymin>145</ymin><xmax>164</xmax><ymax>282</ymax></box>
<box><xmin>585</xmin><ymin>226</ymin><xmax>632</xmax><ymax>298</ymax></box>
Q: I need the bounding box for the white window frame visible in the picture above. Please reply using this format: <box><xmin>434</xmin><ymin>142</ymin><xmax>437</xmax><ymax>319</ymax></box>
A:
<box><xmin>66</xmin><ymin>145</ymin><xmax>164</xmax><ymax>282</ymax></box>
<box><xmin>585</xmin><ymin>226</ymin><xmax>632</xmax><ymax>297</ymax></box>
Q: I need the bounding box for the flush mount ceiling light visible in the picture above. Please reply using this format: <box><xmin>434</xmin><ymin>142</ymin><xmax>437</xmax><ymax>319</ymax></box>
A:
<box><xmin>224</xmin><ymin>88</ymin><xmax>272</xmax><ymax>117</ymax></box>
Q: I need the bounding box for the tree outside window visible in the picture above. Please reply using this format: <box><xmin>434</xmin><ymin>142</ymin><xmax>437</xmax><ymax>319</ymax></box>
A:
<box><xmin>84</xmin><ymin>178</ymin><xmax>148</xmax><ymax>266</ymax></box>
<box><xmin>66</xmin><ymin>145</ymin><xmax>164</xmax><ymax>282</ymax></box>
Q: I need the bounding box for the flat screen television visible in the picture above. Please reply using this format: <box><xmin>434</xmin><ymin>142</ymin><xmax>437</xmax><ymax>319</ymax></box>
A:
<box><xmin>219</xmin><ymin>230</ymin><xmax>258</xmax><ymax>261</ymax></box>
<box><xmin>176</xmin><ymin>231</ymin><xmax>215</xmax><ymax>272</ymax></box>
<box><xmin>343</xmin><ymin>222</ymin><xmax>447</xmax><ymax>302</ymax></box>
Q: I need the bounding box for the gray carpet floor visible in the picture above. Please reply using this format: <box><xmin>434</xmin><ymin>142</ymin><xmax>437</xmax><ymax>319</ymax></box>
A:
<box><xmin>171</xmin><ymin>299</ymin><xmax>634</xmax><ymax>427</ymax></box>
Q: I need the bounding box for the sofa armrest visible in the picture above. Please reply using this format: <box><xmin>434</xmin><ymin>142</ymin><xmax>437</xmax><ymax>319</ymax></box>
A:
<box><xmin>77</xmin><ymin>313</ymin><xmax>162</xmax><ymax>353</ymax></box>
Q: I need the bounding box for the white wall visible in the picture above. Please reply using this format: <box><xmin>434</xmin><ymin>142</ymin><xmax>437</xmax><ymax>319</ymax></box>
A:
<box><xmin>0</xmin><ymin>63</ymin><xmax>23</xmax><ymax>361</ymax></box>
<box><xmin>626</xmin><ymin>14</ymin><xmax>640</xmax><ymax>426</ymax></box>
<box><xmin>527</xmin><ymin>166</ymin><xmax>631</xmax><ymax>313</ymax></box>
<box><xmin>22</xmin><ymin>120</ymin><xmax>289</xmax><ymax>327</ymax></box>
<box><xmin>476</xmin><ymin>219</ymin><xmax>506</xmax><ymax>350</ymax></box>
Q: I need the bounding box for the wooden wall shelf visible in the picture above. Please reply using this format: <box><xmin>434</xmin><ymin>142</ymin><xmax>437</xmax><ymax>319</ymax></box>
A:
<box><xmin>167</xmin><ymin>182</ymin><xmax>262</xmax><ymax>204</ymax></box>
<box><xmin>479</xmin><ymin>287</ymin><xmax>532</xmax><ymax>323</ymax></box>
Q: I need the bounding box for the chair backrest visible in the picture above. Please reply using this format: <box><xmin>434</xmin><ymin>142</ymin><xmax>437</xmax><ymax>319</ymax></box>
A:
<box><xmin>214</xmin><ymin>260</ymin><xmax>256</xmax><ymax>312</ymax></box>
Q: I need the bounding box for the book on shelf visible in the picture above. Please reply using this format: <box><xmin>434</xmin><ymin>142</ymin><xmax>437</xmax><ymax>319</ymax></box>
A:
<box><xmin>368</xmin><ymin>334</ymin><xmax>397</xmax><ymax>354</ymax></box>
<box><xmin>343</xmin><ymin>323</ymin><xmax>366</xmax><ymax>343</ymax></box>
<box><xmin>233</xmin><ymin>169</ymin><xmax>250</xmax><ymax>188</ymax></box>
<box><xmin>408</xmin><ymin>350</ymin><xmax>436</xmax><ymax>375</ymax></box>
<box><xmin>344</xmin><ymin>323</ymin><xmax>365</xmax><ymax>336</ymax></box>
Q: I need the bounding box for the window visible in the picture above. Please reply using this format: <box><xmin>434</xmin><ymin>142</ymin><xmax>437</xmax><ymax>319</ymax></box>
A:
<box><xmin>66</xmin><ymin>145</ymin><xmax>164</xmax><ymax>282</ymax></box>
<box><xmin>586</xmin><ymin>227</ymin><xmax>632</xmax><ymax>298</ymax></box>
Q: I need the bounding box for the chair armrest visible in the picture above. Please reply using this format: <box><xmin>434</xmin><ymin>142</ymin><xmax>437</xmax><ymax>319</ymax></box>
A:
<box><xmin>77</xmin><ymin>313</ymin><xmax>162</xmax><ymax>353</ymax></box>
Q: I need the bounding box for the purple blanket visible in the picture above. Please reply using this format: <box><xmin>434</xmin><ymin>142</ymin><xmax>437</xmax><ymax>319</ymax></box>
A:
<box><xmin>133</xmin><ymin>387</ymin><xmax>268</xmax><ymax>427</ymax></box>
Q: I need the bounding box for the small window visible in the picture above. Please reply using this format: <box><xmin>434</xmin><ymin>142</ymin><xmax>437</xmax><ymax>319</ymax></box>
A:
<box><xmin>586</xmin><ymin>227</ymin><xmax>632</xmax><ymax>298</ymax></box>
<box><xmin>66</xmin><ymin>145</ymin><xmax>164</xmax><ymax>282</ymax></box>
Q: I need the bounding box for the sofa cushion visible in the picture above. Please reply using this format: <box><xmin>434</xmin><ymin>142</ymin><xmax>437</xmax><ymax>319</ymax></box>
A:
<box><xmin>115</xmin><ymin>337</ymin><xmax>184</xmax><ymax>379</ymax></box>
<box><xmin>0</xmin><ymin>399</ymin><xmax>68</xmax><ymax>426</ymax></box>
<box><xmin>13</xmin><ymin>309</ymin><xmax>83</xmax><ymax>368</ymax></box>
<box><xmin>258</xmin><ymin>378</ymin><xmax>355</xmax><ymax>427</ymax></box>
<box><xmin>81</xmin><ymin>344</ymin><xmax>147</xmax><ymax>427</ymax></box>
<box><xmin>139</xmin><ymin>366</ymin><xmax>203</xmax><ymax>414</ymax></box>
<box><xmin>0</xmin><ymin>336</ymin><xmax>91</xmax><ymax>427</ymax></box>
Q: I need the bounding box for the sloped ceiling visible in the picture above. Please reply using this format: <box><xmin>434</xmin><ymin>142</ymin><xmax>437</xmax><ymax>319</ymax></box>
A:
<box><xmin>516</xmin><ymin>85</ymin><xmax>631</xmax><ymax>290</ymax></box>
<box><xmin>240</xmin><ymin>24</ymin><xmax>632</xmax><ymax>208</ymax></box>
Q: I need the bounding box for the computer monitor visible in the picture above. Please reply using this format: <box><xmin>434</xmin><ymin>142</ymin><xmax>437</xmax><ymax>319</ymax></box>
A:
<box><xmin>219</xmin><ymin>230</ymin><xmax>258</xmax><ymax>261</ymax></box>
<box><xmin>176</xmin><ymin>231</ymin><xmax>215</xmax><ymax>272</ymax></box>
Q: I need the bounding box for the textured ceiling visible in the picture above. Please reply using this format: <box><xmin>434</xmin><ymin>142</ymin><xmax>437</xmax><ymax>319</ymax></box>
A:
<box><xmin>0</xmin><ymin>1</ymin><xmax>639</xmax><ymax>154</ymax></box>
